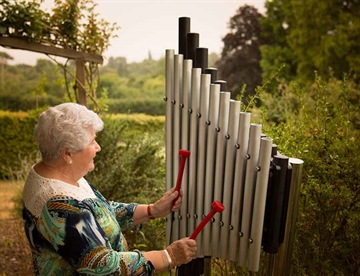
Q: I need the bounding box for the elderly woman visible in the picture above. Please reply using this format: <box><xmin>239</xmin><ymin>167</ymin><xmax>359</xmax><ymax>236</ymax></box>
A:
<box><xmin>22</xmin><ymin>103</ymin><xmax>197</xmax><ymax>276</ymax></box>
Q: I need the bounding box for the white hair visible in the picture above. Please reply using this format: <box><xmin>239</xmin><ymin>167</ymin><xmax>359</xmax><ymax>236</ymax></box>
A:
<box><xmin>35</xmin><ymin>103</ymin><xmax>104</xmax><ymax>160</ymax></box>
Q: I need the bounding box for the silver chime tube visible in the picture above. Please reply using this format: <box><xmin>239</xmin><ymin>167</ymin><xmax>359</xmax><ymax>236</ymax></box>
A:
<box><xmin>172</xmin><ymin>54</ymin><xmax>183</xmax><ymax>242</ymax></box>
<box><xmin>179</xmin><ymin>59</ymin><xmax>193</xmax><ymax>238</ymax></box>
<box><xmin>187</xmin><ymin>68</ymin><xmax>202</xmax><ymax>236</ymax></box>
<box><xmin>163</xmin><ymin>17</ymin><xmax>306</xmax><ymax>275</ymax></box>
<box><xmin>248</xmin><ymin>137</ymin><xmax>273</xmax><ymax>271</ymax></box>
<box><xmin>195</xmin><ymin>73</ymin><xmax>211</xmax><ymax>257</ymax></box>
<box><xmin>239</xmin><ymin>123</ymin><xmax>262</xmax><ymax>265</ymax></box>
<box><xmin>229</xmin><ymin>112</ymin><xmax>251</xmax><ymax>261</ymax></box>
<box><xmin>273</xmin><ymin>158</ymin><xmax>304</xmax><ymax>276</ymax></box>
<box><xmin>165</xmin><ymin>49</ymin><xmax>174</xmax><ymax>245</ymax></box>
<box><xmin>211</xmin><ymin>91</ymin><xmax>231</xmax><ymax>257</ymax></box>
<box><xmin>219</xmin><ymin>100</ymin><xmax>241</xmax><ymax>260</ymax></box>
<box><xmin>202</xmin><ymin>83</ymin><xmax>221</xmax><ymax>256</ymax></box>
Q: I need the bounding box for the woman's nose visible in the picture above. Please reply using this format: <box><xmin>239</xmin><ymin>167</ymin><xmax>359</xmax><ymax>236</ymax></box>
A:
<box><xmin>95</xmin><ymin>141</ymin><xmax>101</xmax><ymax>152</ymax></box>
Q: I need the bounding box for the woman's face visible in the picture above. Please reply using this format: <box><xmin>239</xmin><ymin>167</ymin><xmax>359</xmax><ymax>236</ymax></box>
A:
<box><xmin>70</xmin><ymin>127</ymin><xmax>101</xmax><ymax>177</ymax></box>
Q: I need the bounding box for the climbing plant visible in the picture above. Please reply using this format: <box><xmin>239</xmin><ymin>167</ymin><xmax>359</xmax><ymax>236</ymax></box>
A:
<box><xmin>0</xmin><ymin>0</ymin><xmax>119</xmax><ymax>111</ymax></box>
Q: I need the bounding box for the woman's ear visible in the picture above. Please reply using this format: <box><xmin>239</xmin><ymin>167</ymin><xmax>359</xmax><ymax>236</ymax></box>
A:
<box><xmin>60</xmin><ymin>148</ymin><xmax>72</xmax><ymax>165</ymax></box>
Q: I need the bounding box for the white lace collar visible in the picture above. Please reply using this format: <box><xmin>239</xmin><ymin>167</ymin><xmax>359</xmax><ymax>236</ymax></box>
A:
<box><xmin>23</xmin><ymin>166</ymin><xmax>96</xmax><ymax>217</ymax></box>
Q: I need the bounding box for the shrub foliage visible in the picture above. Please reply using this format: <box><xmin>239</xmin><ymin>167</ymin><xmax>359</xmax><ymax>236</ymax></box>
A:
<box><xmin>1</xmin><ymin>110</ymin><xmax>167</xmax><ymax>252</ymax></box>
<box><xmin>86</xmin><ymin>116</ymin><xmax>166</xmax><ymax>250</ymax></box>
<box><xmin>263</xmin><ymin>74</ymin><xmax>360</xmax><ymax>275</ymax></box>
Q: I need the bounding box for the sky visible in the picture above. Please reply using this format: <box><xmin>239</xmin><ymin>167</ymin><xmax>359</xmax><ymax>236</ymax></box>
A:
<box><xmin>2</xmin><ymin>0</ymin><xmax>266</xmax><ymax>66</ymax></box>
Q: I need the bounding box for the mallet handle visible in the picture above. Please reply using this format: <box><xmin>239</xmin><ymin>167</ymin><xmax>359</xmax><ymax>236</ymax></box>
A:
<box><xmin>189</xmin><ymin>200</ymin><xmax>224</xmax><ymax>240</ymax></box>
<box><xmin>174</xmin><ymin>150</ymin><xmax>190</xmax><ymax>203</ymax></box>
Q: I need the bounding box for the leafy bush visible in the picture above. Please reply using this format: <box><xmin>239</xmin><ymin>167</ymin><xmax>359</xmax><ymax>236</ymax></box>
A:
<box><xmin>263</xmin><ymin>74</ymin><xmax>360</xmax><ymax>275</ymax></box>
<box><xmin>0</xmin><ymin>109</ymin><xmax>44</xmax><ymax>179</ymax></box>
<box><xmin>0</xmin><ymin>93</ymin><xmax>62</xmax><ymax>111</ymax></box>
<box><xmin>3</xmin><ymin>110</ymin><xmax>168</xmax><ymax>252</ymax></box>
<box><xmin>107</xmin><ymin>98</ymin><xmax>166</xmax><ymax>116</ymax></box>
<box><xmin>86</xmin><ymin>116</ymin><xmax>167</xmax><ymax>251</ymax></box>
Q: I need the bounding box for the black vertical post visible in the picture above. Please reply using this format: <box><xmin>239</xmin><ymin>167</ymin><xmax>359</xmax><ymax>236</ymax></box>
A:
<box><xmin>177</xmin><ymin>17</ymin><xmax>203</xmax><ymax>276</ymax></box>
<box><xmin>186</xmin><ymin>33</ymin><xmax>199</xmax><ymax>62</ymax></box>
<box><xmin>195</xmin><ymin>47</ymin><xmax>208</xmax><ymax>73</ymax></box>
<box><xmin>279</xmin><ymin>163</ymin><xmax>292</xmax><ymax>244</ymax></box>
<box><xmin>178</xmin><ymin>258</ymin><xmax>204</xmax><ymax>275</ymax></box>
<box><xmin>179</xmin><ymin>17</ymin><xmax>190</xmax><ymax>56</ymax></box>
<box><xmin>262</xmin><ymin>155</ymin><xmax>289</xmax><ymax>254</ymax></box>
<box><xmin>214</xmin><ymin>80</ymin><xmax>227</xmax><ymax>92</ymax></box>
<box><xmin>204</xmin><ymin>68</ymin><xmax>217</xmax><ymax>83</ymax></box>
<box><xmin>271</xmin><ymin>144</ymin><xmax>278</xmax><ymax>157</ymax></box>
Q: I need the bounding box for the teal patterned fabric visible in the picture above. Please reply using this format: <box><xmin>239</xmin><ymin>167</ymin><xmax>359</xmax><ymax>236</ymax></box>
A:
<box><xmin>23</xmin><ymin>185</ymin><xmax>147</xmax><ymax>275</ymax></box>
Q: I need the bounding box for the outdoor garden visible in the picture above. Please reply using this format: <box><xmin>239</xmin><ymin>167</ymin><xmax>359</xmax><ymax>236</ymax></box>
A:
<box><xmin>1</xmin><ymin>0</ymin><xmax>360</xmax><ymax>275</ymax></box>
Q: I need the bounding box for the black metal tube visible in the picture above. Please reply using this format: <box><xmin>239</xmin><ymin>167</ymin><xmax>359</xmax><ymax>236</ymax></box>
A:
<box><xmin>279</xmin><ymin>164</ymin><xmax>292</xmax><ymax>244</ymax></box>
<box><xmin>263</xmin><ymin>155</ymin><xmax>289</xmax><ymax>254</ymax></box>
<box><xmin>195</xmin><ymin>47</ymin><xmax>208</xmax><ymax>73</ymax></box>
<box><xmin>179</xmin><ymin>17</ymin><xmax>190</xmax><ymax>56</ymax></box>
<box><xmin>204</xmin><ymin>67</ymin><xmax>217</xmax><ymax>83</ymax></box>
<box><xmin>262</xmin><ymin>159</ymin><xmax>279</xmax><ymax>250</ymax></box>
<box><xmin>271</xmin><ymin>144</ymin><xmax>278</xmax><ymax>157</ymax></box>
<box><xmin>214</xmin><ymin>80</ymin><xmax>227</xmax><ymax>92</ymax></box>
<box><xmin>186</xmin><ymin>33</ymin><xmax>199</xmax><ymax>62</ymax></box>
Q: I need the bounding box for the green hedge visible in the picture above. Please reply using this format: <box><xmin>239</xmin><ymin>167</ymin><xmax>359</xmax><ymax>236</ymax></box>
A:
<box><xmin>86</xmin><ymin>116</ymin><xmax>167</xmax><ymax>250</ymax></box>
<box><xmin>2</xmin><ymin>109</ymin><xmax>167</xmax><ymax>252</ymax></box>
<box><xmin>107</xmin><ymin>98</ymin><xmax>166</xmax><ymax>116</ymax></box>
<box><xmin>0</xmin><ymin>110</ymin><xmax>42</xmax><ymax>179</ymax></box>
<box><xmin>0</xmin><ymin>94</ymin><xmax>62</xmax><ymax>111</ymax></box>
<box><xmin>0</xmin><ymin>110</ymin><xmax>165</xmax><ymax>180</ymax></box>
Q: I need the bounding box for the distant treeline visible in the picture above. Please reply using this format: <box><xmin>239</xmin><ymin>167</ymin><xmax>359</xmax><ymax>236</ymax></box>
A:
<box><xmin>0</xmin><ymin>53</ymin><xmax>219</xmax><ymax>115</ymax></box>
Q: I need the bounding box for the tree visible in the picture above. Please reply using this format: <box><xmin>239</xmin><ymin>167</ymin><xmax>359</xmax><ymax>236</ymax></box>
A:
<box><xmin>208</xmin><ymin>52</ymin><xmax>219</xmax><ymax>67</ymax></box>
<box><xmin>0</xmin><ymin>51</ymin><xmax>13</xmax><ymax>92</ymax></box>
<box><xmin>259</xmin><ymin>0</ymin><xmax>297</xmax><ymax>85</ymax></box>
<box><xmin>216</xmin><ymin>5</ymin><xmax>263</xmax><ymax>103</ymax></box>
<box><xmin>103</xmin><ymin>56</ymin><xmax>129</xmax><ymax>77</ymax></box>
<box><xmin>260</xmin><ymin>0</ymin><xmax>360</xmax><ymax>84</ymax></box>
<box><xmin>0</xmin><ymin>0</ymin><xmax>119</xmax><ymax>111</ymax></box>
<box><xmin>0</xmin><ymin>51</ymin><xmax>13</xmax><ymax>61</ymax></box>
<box><xmin>31</xmin><ymin>71</ymin><xmax>47</xmax><ymax>109</ymax></box>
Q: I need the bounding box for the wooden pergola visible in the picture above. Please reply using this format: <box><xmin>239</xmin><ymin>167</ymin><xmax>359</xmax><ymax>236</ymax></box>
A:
<box><xmin>0</xmin><ymin>36</ymin><xmax>103</xmax><ymax>106</ymax></box>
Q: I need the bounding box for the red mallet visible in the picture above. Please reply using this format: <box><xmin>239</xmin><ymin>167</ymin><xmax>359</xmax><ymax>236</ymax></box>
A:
<box><xmin>173</xmin><ymin>149</ymin><xmax>190</xmax><ymax>204</ymax></box>
<box><xmin>189</xmin><ymin>200</ymin><xmax>225</xmax><ymax>240</ymax></box>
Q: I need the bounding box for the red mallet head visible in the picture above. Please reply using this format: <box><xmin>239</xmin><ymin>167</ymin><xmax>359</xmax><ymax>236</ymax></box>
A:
<box><xmin>189</xmin><ymin>200</ymin><xmax>225</xmax><ymax>240</ymax></box>
<box><xmin>212</xmin><ymin>200</ymin><xmax>225</xmax><ymax>213</ymax></box>
<box><xmin>179</xmin><ymin>149</ymin><xmax>190</xmax><ymax>158</ymax></box>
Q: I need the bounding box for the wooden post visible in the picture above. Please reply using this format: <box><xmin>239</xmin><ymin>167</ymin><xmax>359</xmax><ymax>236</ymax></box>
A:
<box><xmin>0</xmin><ymin>61</ymin><xmax>4</xmax><ymax>92</ymax></box>
<box><xmin>203</xmin><ymin>256</ymin><xmax>211</xmax><ymax>276</ymax></box>
<box><xmin>75</xmin><ymin>58</ymin><xmax>87</xmax><ymax>106</ymax></box>
<box><xmin>0</xmin><ymin>37</ymin><xmax>104</xmax><ymax>107</ymax></box>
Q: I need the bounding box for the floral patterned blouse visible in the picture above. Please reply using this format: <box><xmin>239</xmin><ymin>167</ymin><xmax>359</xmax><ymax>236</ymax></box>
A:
<box><xmin>22</xmin><ymin>166</ymin><xmax>147</xmax><ymax>275</ymax></box>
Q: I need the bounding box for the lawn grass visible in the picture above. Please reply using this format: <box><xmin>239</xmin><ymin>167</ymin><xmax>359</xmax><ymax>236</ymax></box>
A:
<box><xmin>0</xmin><ymin>180</ymin><xmax>23</xmax><ymax>220</ymax></box>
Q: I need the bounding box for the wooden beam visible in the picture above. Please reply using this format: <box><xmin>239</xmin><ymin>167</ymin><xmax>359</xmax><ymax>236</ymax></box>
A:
<box><xmin>76</xmin><ymin>58</ymin><xmax>87</xmax><ymax>106</ymax></box>
<box><xmin>0</xmin><ymin>36</ymin><xmax>103</xmax><ymax>64</ymax></box>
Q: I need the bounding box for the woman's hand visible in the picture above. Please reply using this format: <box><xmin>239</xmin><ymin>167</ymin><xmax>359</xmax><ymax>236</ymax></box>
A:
<box><xmin>165</xmin><ymin>237</ymin><xmax>197</xmax><ymax>267</ymax></box>
<box><xmin>151</xmin><ymin>187</ymin><xmax>183</xmax><ymax>218</ymax></box>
